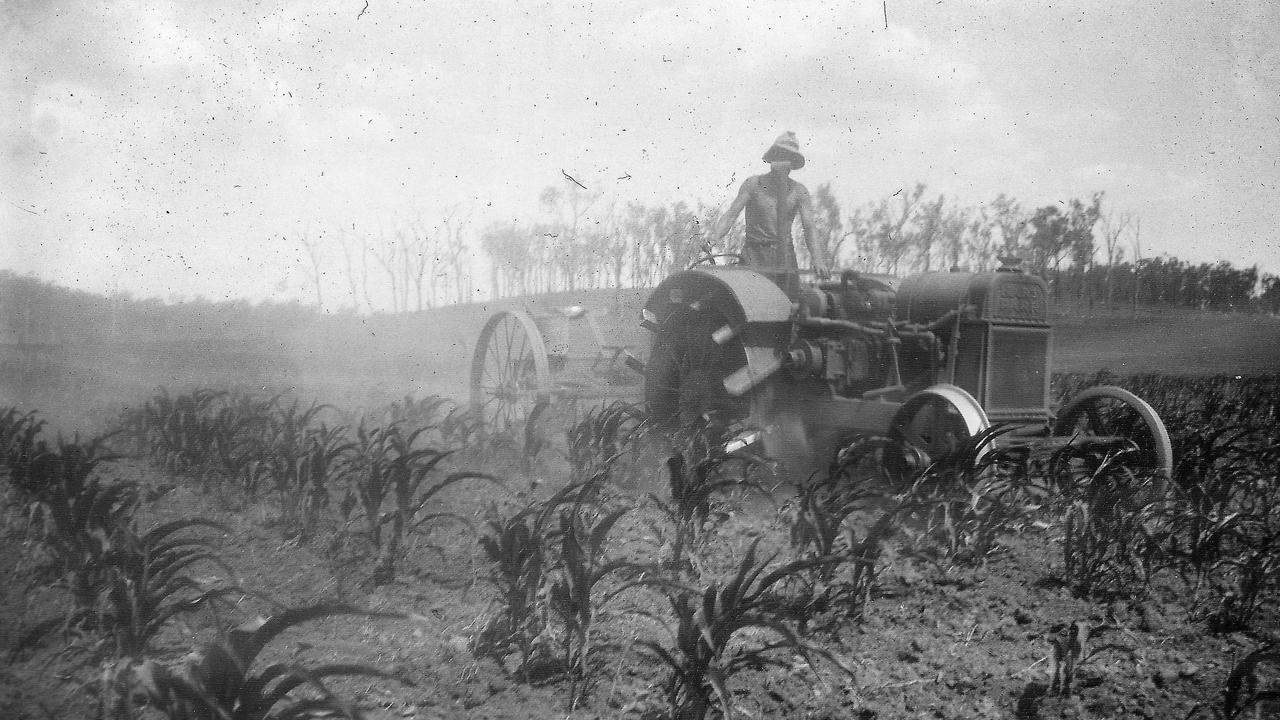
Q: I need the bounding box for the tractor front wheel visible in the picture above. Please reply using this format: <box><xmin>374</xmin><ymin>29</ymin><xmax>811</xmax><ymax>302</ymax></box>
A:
<box><xmin>884</xmin><ymin>384</ymin><xmax>990</xmax><ymax>487</ymax></box>
<box><xmin>1053</xmin><ymin>385</ymin><xmax>1173</xmax><ymax>483</ymax></box>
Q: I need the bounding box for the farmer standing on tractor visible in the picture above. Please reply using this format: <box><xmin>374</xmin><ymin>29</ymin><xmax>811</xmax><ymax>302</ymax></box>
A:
<box><xmin>706</xmin><ymin>131</ymin><xmax>828</xmax><ymax>296</ymax></box>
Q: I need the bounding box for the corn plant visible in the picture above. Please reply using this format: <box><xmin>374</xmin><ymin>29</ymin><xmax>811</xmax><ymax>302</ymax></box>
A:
<box><xmin>99</xmin><ymin>518</ymin><xmax>238</xmax><ymax>659</ymax></box>
<box><xmin>1221</xmin><ymin>644</ymin><xmax>1280</xmax><ymax>719</ymax></box>
<box><xmin>259</xmin><ymin>400</ymin><xmax>347</xmax><ymax>533</ymax></box>
<box><xmin>477</xmin><ymin>400</ymin><xmax>555</xmax><ymax>477</ymax></box>
<box><xmin>789</xmin><ymin>441</ymin><xmax>885</xmax><ymax>576</ymax></box>
<box><xmin>636</xmin><ymin>540</ymin><xmax>853</xmax><ymax>720</ymax></box>
<box><xmin>1155</xmin><ymin>430</ymin><xmax>1280</xmax><ymax>633</ymax></box>
<box><xmin>9</xmin><ymin>435</ymin><xmax>137</xmax><ymax>617</ymax></box>
<box><xmin>8</xmin><ymin>433</ymin><xmax>123</xmax><ymax>555</ymax></box>
<box><xmin>6</xmin><ymin>431</ymin><xmax>111</xmax><ymax>511</ymax></box>
<box><xmin>438</xmin><ymin>405</ymin><xmax>485</xmax><ymax>452</ymax></box>
<box><xmin>26</xmin><ymin>477</ymin><xmax>142</xmax><ymax>611</ymax></box>
<box><xmin>771</xmin><ymin>444</ymin><xmax>893</xmax><ymax>631</ymax></box>
<box><xmin>565</xmin><ymin>401</ymin><xmax>647</xmax><ymax>482</ymax></box>
<box><xmin>475</xmin><ymin>507</ymin><xmax>549</xmax><ymax>680</ymax></box>
<box><xmin>141</xmin><ymin>388</ymin><xmax>231</xmax><ymax>476</ymax></box>
<box><xmin>376</xmin><ymin>393</ymin><xmax>454</xmax><ymax>428</ymax></box>
<box><xmin>651</xmin><ymin>428</ymin><xmax>768</xmax><ymax>573</ymax></box>
<box><xmin>1184</xmin><ymin>644</ymin><xmax>1280</xmax><ymax>720</ymax></box>
<box><xmin>127</xmin><ymin>603</ymin><xmax>406</xmax><ymax>720</ymax></box>
<box><xmin>1057</xmin><ymin>451</ymin><xmax>1173</xmax><ymax>598</ymax></box>
<box><xmin>204</xmin><ymin>393</ymin><xmax>278</xmax><ymax>496</ymax></box>
<box><xmin>546</xmin><ymin>504</ymin><xmax>642</xmax><ymax>707</ymax></box>
<box><xmin>16</xmin><ymin>517</ymin><xmax>234</xmax><ymax>662</ymax></box>
<box><xmin>897</xmin><ymin>427</ymin><xmax>1048</xmax><ymax>567</ymax></box>
<box><xmin>18</xmin><ymin>511</ymin><xmax>236</xmax><ymax>720</ymax></box>
<box><xmin>1199</xmin><ymin>525</ymin><xmax>1280</xmax><ymax>633</ymax></box>
<box><xmin>1169</xmin><ymin>424</ymin><xmax>1274</xmax><ymax>552</ymax></box>
<box><xmin>0</xmin><ymin>408</ymin><xmax>46</xmax><ymax>478</ymax></box>
<box><xmin>842</xmin><ymin>507</ymin><xmax>901</xmax><ymax>622</ymax></box>
<box><xmin>473</xmin><ymin>473</ymin><xmax>613</xmax><ymax>679</ymax></box>
<box><xmin>340</xmin><ymin>419</ymin><xmax>501</xmax><ymax>584</ymax></box>
<box><xmin>0</xmin><ymin>406</ymin><xmax>38</xmax><ymax>448</ymax></box>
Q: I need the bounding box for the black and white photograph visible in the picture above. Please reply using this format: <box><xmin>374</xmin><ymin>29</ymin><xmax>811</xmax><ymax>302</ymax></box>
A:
<box><xmin>2</xmin><ymin>1</ymin><xmax>1279</xmax><ymax>717</ymax></box>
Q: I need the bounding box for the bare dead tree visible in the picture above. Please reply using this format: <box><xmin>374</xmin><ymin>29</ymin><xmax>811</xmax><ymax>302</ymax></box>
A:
<box><xmin>540</xmin><ymin>183</ymin><xmax>601</xmax><ymax>293</ymax></box>
<box><xmin>434</xmin><ymin>205</ymin><xmax>474</xmax><ymax>305</ymax></box>
<box><xmin>370</xmin><ymin>222</ymin><xmax>403</xmax><ymax>312</ymax></box>
<box><xmin>358</xmin><ymin>226</ymin><xmax>375</xmax><ymax>311</ymax></box>
<box><xmin>1099</xmin><ymin>208</ymin><xmax>1130</xmax><ymax>309</ymax></box>
<box><xmin>403</xmin><ymin>214</ymin><xmax>435</xmax><ymax>311</ymax></box>
<box><xmin>335</xmin><ymin>225</ymin><xmax>365</xmax><ymax>313</ymax></box>
<box><xmin>297</xmin><ymin>229</ymin><xmax>326</xmax><ymax>310</ymax></box>
<box><xmin>1131</xmin><ymin>216</ymin><xmax>1142</xmax><ymax>318</ymax></box>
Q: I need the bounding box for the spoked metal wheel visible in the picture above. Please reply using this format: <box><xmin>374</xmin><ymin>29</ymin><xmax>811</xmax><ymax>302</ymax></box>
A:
<box><xmin>1053</xmin><ymin>385</ymin><xmax>1173</xmax><ymax>480</ymax></box>
<box><xmin>884</xmin><ymin>384</ymin><xmax>990</xmax><ymax>486</ymax></box>
<box><xmin>470</xmin><ymin>310</ymin><xmax>552</xmax><ymax>431</ymax></box>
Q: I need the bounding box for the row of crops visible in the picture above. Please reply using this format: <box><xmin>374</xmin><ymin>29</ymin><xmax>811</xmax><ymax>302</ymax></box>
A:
<box><xmin>2</xmin><ymin>374</ymin><xmax>1279</xmax><ymax>718</ymax></box>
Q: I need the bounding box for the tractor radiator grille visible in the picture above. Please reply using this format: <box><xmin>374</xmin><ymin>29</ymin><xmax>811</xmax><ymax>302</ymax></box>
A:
<box><xmin>986</xmin><ymin>327</ymin><xmax>1049</xmax><ymax>414</ymax></box>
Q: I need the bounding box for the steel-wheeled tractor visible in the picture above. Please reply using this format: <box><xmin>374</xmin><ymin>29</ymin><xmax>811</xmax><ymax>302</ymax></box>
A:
<box><xmin>640</xmin><ymin>261</ymin><xmax>1173</xmax><ymax>479</ymax></box>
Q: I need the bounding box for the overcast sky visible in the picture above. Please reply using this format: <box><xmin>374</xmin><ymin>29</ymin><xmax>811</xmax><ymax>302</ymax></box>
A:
<box><xmin>2</xmin><ymin>0</ymin><xmax>1277</xmax><ymax>307</ymax></box>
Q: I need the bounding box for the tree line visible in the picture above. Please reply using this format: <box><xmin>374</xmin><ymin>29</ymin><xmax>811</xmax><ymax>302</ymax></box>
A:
<box><xmin>3</xmin><ymin>181</ymin><xmax>1279</xmax><ymax>348</ymax></box>
<box><xmin>475</xmin><ymin>181</ymin><xmax>1276</xmax><ymax>314</ymax></box>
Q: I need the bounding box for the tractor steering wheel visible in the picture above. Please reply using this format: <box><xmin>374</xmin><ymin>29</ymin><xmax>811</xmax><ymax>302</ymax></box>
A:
<box><xmin>688</xmin><ymin>252</ymin><xmax>744</xmax><ymax>269</ymax></box>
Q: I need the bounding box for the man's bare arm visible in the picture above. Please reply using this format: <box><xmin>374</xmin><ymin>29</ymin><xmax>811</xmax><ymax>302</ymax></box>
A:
<box><xmin>708</xmin><ymin>179</ymin><xmax>752</xmax><ymax>243</ymax></box>
<box><xmin>796</xmin><ymin>188</ymin><xmax>828</xmax><ymax>274</ymax></box>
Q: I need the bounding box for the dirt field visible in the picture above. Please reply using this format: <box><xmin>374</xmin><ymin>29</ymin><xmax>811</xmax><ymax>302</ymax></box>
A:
<box><xmin>2</xmin><ymin>291</ymin><xmax>1279</xmax><ymax>719</ymax></box>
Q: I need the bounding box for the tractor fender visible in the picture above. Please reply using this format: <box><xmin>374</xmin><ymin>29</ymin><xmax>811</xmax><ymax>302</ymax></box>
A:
<box><xmin>644</xmin><ymin>267</ymin><xmax>794</xmax><ymax>327</ymax></box>
<box><xmin>644</xmin><ymin>268</ymin><xmax>794</xmax><ymax>395</ymax></box>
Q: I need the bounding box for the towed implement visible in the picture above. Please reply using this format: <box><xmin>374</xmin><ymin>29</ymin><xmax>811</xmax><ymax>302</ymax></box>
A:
<box><xmin>637</xmin><ymin>259</ymin><xmax>1173</xmax><ymax>480</ymax></box>
<box><xmin>470</xmin><ymin>304</ymin><xmax>643</xmax><ymax>430</ymax></box>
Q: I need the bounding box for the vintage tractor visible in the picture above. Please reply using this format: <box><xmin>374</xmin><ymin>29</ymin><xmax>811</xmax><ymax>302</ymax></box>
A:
<box><xmin>640</xmin><ymin>260</ymin><xmax>1173</xmax><ymax>480</ymax></box>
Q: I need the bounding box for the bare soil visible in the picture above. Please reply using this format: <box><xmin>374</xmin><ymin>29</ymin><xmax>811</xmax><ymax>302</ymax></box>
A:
<box><xmin>2</xmin><ymin>448</ymin><xmax>1261</xmax><ymax>719</ymax></box>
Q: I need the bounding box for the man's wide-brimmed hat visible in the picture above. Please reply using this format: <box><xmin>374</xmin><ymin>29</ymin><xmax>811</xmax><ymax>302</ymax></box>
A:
<box><xmin>762</xmin><ymin>131</ymin><xmax>805</xmax><ymax>169</ymax></box>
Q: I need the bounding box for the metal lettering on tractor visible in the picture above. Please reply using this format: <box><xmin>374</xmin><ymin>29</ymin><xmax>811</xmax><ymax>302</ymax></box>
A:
<box><xmin>992</xmin><ymin>281</ymin><xmax>1046</xmax><ymax>322</ymax></box>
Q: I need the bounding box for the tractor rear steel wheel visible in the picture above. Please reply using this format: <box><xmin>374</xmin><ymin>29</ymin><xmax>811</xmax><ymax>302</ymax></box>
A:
<box><xmin>884</xmin><ymin>384</ymin><xmax>989</xmax><ymax>486</ymax></box>
<box><xmin>644</xmin><ymin>305</ymin><xmax>748</xmax><ymax>429</ymax></box>
<box><xmin>471</xmin><ymin>310</ymin><xmax>552</xmax><ymax>431</ymax></box>
<box><xmin>1053</xmin><ymin>385</ymin><xmax>1173</xmax><ymax>481</ymax></box>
